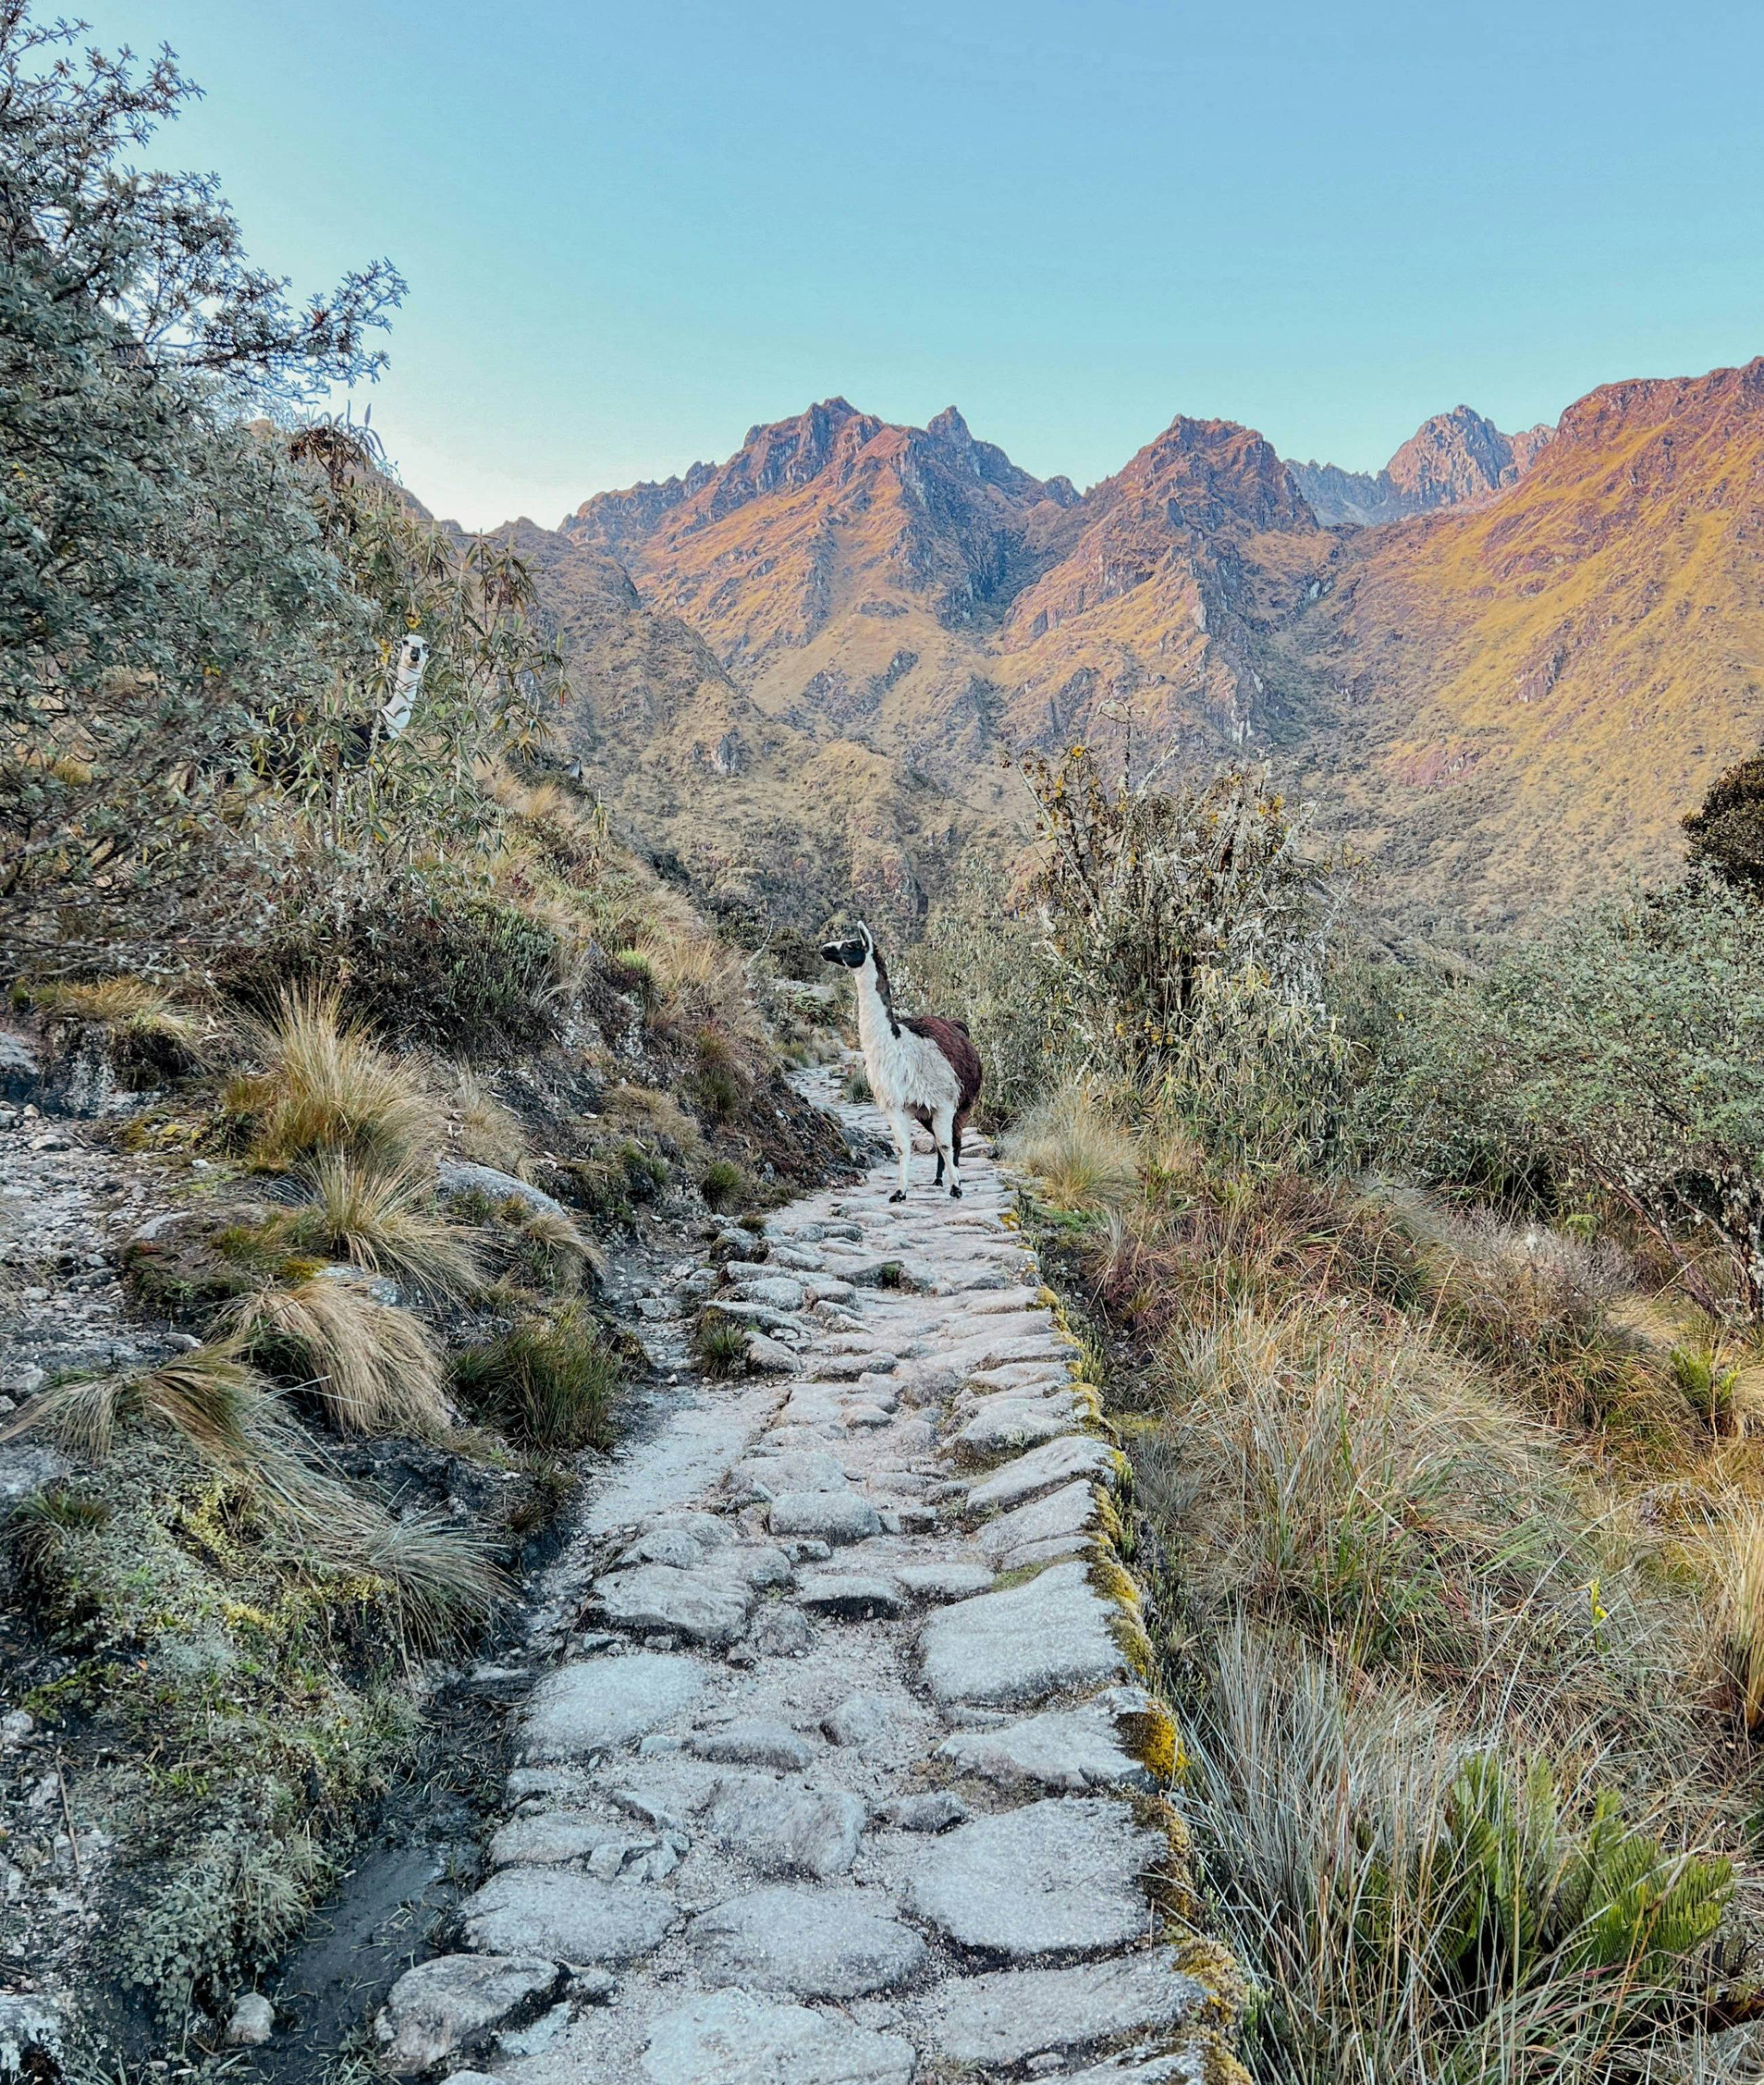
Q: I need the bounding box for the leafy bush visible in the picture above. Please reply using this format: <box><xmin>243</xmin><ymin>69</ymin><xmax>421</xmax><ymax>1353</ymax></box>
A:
<box><xmin>905</xmin><ymin>854</ymin><xmax>1064</xmax><ymax>1126</ymax></box>
<box><xmin>227</xmin><ymin>878</ymin><xmax>563</xmax><ymax>1053</ymax></box>
<box><xmin>1022</xmin><ymin>747</ymin><xmax>1334</xmax><ymax>1081</ymax></box>
<box><xmin>450</xmin><ymin>1305</ymin><xmax>620</xmax><ymax>1452</ymax></box>
<box><xmin>1361</xmin><ymin>881</ymin><xmax>1764</xmax><ymax>1322</ymax></box>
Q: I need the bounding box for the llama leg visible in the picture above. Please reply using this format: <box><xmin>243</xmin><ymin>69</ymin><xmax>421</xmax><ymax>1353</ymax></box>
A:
<box><xmin>950</xmin><ymin>1114</ymin><xmax>965</xmax><ymax>1199</ymax></box>
<box><xmin>887</xmin><ymin>1110</ymin><xmax>912</xmax><ymax>1201</ymax></box>
<box><xmin>931</xmin><ymin>1102</ymin><xmax>959</xmax><ymax>1201</ymax></box>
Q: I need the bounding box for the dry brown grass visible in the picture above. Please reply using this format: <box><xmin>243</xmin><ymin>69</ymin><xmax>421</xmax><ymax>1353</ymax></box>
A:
<box><xmin>33</xmin><ymin>977</ymin><xmax>209</xmax><ymax>1064</ymax></box>
<box><xmin>1005</xmin><ymin>1080</ymin><xmax>1141</xmax><ymax>1212</ymax></box>
<box><xmin>449</xmin><ymin>1069</ymin><xmax>530</xmax><ymax>1173</ymax></box>
<box><xmin>219</xmin><ymin>1277</ymin><xmax>451</xmax><ymax>1437</ymax></box>
<box><xmin>227</xmin><ymin>987</ymin><xmax>443</xmax><ymax>1171</ymax></box>
<box><xmin>288</xmin><ymin>1153</ymin><xmax>481</xmax><ymax>1300</ymax></box>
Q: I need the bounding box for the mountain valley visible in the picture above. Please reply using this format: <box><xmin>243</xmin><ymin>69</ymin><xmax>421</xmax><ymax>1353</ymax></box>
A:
<box><xmin>491</xmin><ymin>360</ymin><xmax>1764</xmax><ymax>942</ymax></box>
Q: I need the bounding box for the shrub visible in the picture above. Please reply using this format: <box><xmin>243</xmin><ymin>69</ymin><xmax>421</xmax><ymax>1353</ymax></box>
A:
<box><xmin>219</xmin><ymin>1277</ymin><xmax>450</xmax><ymax>1437</ymax></box>
<box><xmin>288</xmin><ymin>1153</ymin><xmax>481</xmax><ymax>1299</ymax></box>
<box><xmin>842</xmin><ymin>1062</ymin><xmax>873</xmax><ymax>1104</ymax></box>
<box><xmin>227</xmin><ymin>880</ymin><xmax>563</xmax><ymax>1054</ymax></box>
<box><xmin>701</xmin><ymin>1157</ymin><xmax>746</xmax><ymax>1210</ymax></box>
<box><xmin>450</xmin><ymin>1304</ymin><xmax>620</xmax><ymax>1452</ymax></box>
<box><xmin>905</xmin><ymin>855</ymin><xmax>1064</xmax><ymax>1127</ymax></box>
<box><xmin>1359</xmin><ymin>881</ymin><xmax>1764</xmax><ymax>1323</ymax></box>
<box><xmin>1021</xmin><ymin>747</ymin><xmax>1335</xmax><ymax>1085</ymax></box>
<box><xmin>227</xmin><ymin>987</ymin><xmax>442</xmax><ymax>1171</ymax></box>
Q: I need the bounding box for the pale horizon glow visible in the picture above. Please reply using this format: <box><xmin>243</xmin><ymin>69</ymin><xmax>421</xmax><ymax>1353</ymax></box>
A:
<box><xmin>75</xmin><ymin>0</ymin><xmax>1764</xmax><ymax>532</ymax></box>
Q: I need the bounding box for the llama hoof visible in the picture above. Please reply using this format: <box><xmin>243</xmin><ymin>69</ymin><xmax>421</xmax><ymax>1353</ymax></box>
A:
<box><xmin>950</xmin><ymin>1184</ymin><xmax>963</xmax><ymax>1199</ymax></box>
<box><xmin>888</xmin><ymin>1188</ymin><xmax>907</xmax><ymax>1203</ymax></box>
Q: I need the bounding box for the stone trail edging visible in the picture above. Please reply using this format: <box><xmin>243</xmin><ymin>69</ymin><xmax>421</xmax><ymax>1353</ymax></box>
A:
<box><xmin>373</xmin><ymin>1067</ymin><xmax>1247</xmax><ymax>2084</ymax></box>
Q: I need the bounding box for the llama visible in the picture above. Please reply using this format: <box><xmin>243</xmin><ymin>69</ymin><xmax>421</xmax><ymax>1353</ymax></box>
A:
<box><xmin>821</xmin><ymin>922</ymin><xmax>983</xmax><ymax>1201</ymax></box>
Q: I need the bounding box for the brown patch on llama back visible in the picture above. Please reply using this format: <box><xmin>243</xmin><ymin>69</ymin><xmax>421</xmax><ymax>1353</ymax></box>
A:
<box><xmin>902</xmin><ymin>1015</ymin><xmax>983</xmax><ymax>1122</ymax></box>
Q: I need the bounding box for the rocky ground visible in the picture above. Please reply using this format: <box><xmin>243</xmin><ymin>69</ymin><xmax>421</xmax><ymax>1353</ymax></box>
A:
<box><xmin>362</xmin><ymin>1066</ymin><xmax>1236</xmax><ymax>2085</ymax></box>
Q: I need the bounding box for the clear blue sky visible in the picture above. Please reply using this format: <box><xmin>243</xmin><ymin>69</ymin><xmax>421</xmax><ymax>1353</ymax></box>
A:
<box><xmin>80</xmin><ymin>0</ymin><xmax>1764</xmax><ymax>530</ymax></box>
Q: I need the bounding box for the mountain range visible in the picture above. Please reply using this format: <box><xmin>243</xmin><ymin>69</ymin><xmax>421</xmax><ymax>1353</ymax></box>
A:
<box><xmin>479</xmin><ymin>358</ymin><xmax>1764</xmax><ymax>943</ymax></box>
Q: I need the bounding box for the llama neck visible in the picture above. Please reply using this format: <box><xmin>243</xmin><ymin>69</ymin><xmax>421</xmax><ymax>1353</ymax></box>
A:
<box><xmin>854</xmin><ymin>956</ymin><xmax>897</xmax><ymax>1052</ymax></box>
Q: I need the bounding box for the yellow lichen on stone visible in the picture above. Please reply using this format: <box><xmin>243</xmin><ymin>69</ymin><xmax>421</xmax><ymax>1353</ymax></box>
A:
<box><xmin>1118</xmin><ymin>1699</ymin><xmax>1185</xmax><ymax>1783</ymax></box>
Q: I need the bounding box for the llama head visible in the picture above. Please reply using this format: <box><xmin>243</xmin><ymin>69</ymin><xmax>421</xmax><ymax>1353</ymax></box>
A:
<box><xmin>819</xmin><ymin>920</ymin><xmax>874</xmax><ymax>970</ymax></box>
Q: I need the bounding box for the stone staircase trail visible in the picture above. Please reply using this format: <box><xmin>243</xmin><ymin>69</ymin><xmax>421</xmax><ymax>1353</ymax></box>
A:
<box><xmin>373</xmin><ymin>1068</ymin><xmax>1236</xmax><ymax>2085</ymax></box>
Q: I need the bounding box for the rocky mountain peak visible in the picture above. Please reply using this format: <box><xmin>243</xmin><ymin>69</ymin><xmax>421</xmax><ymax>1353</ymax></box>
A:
<box><xmin>1288</xmin><ymin>404</ymin><xmax>1556</xmax><ymax>528</ymax></box>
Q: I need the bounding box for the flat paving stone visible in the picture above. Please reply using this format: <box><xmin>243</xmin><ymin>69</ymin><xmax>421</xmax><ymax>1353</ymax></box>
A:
<box><xmin>935</xmin><ymin>1687</ymin><xmax>1157</xmax><ymax>1791</ymax></box>
<box><xmin>688</xmin><ymin>1720</ymin><xmax>814</xmax><ymax>1771</ymax></box>
<box><xmin>956</xmin><ymin>1399</ymin><xmax>1078</xmax><ymax>1453</ymax></box>
<box><xmin>521</xmin><ymin>1653</ymin><xmax>704</xmax><ymax>1758</ymax></box>
<box><xmin>968</xmin><ymin>1433</ymin><xmax>1119</xmax><ymax>1513</ymax></box>
<box><xmin>920</xmin><ymin>1559</ymin><xmax>1127</xmax><ymax>1709</ymax></box>
<box><xmin>702</xmin><ymin>1774</ymin><xmax>866</xmax><ymax>1877</ymax></box>
<box><xmin>488</xmin><ymin>1811</ymin><xmax>622</xmax><ymax>1868</ymax></box>
<box><xmin>1059</xmin><ymin>2055</ymin><xmax>1209</xmax><ymax>2084</ymax></box>
<box><xmin>977</xmin><ymin>1476</ymin><xmax>1100</xmax><ymax>1557</ymax></box>
<box><xmin>640</xmin><ymin>1989</ymin><xmax>915</xmax><ymax>2084</ymax></box>
<box><xmin>894</xmin><ymin>1560</ymin><xmax>993</xmax><ymax>1602</ymax></box>
<box><xmin>931</xmin><ymin>1950</ymin><xmax>1203</xmax><ymax>2067</ymax></box>
<box><xmin>906</xmin><ymin>1797</ymin><xmax>1161</xmax><ymax>1957</ymax></box>
<box><xmin>375</xmin><ymin>1953</ymin><xmax>559</xmax><ymax>2074</ymax></box>
<box><xmin>593</xmin><ymin>1564</ymin><xmax>752</xmax><ymax>1646</ymax></box>
<box><xmin>731</xmin><ymin>1450</ymin><xmax>849</xmax><ymax>1495</ymax></box>
<box><xmin>822</xmin><ymin>1694</ymin><xmax>896</xmax><ymax>1748</ymax></box>
<box><xmin>766</xmin><ymin>1490</ymin><xmax>882</xmax><ymax>1543</ymax></box>
<box><xmin>687</xmin><ymin>1885</ymin><xmax>926</xmax><ymax>1997</ymax></box>
<box><xmin>795</xmin><ymin>1570</ymin><xmax>906</xmax><ymax>1619</ymax></box>
<box><xmin>457</xmin><ymin>1868</ymin><xmax>675</xmax><ymax>1964</ymax></box>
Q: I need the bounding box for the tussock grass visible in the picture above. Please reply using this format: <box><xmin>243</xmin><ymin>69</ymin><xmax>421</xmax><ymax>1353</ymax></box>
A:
<box><xmin>6</xmin><ymin>1344</ymin><xmax>354</xmax><ymax>1534</ymax></box>
<box><xmin>450</xmin><ymin>1303</ymin><xmax>620</xmax><ymax>1451</ymax></box>
<box><xmin>500</xmin><ymin>1200</ymin><xmax>603</xmax><ymax>1292</ymax></box>
<box><xmin>219</xmin><ymin>1278</ymin><xmax>451</xmax><ymax>1437</ymax></box>
<box><xmin>1184</xmin><ymin>1627</ymin><xmax>1732</xmax><ymax>2085</ymax></box>
<box><xmin>449</xmin><ymin>1069</ymin><xmax>530</xmax><ymax>1173</ymax></box>
<box><xmin>227</xmin><ymin>986</ymin><xmax>442</xmax><ymax>1171</ymax></box>
<box><xmin>345</xmin><ymin>1509</ymin><xmax>504</xmax><ymax>1653</ymax></box>
<box><xmin>289</xmin><ymin>1153</ymin><xmax>481</xmax><ymax>1299</ymax></box>
<box><xmin>1139</xmin><ymin>1304</ymin><xmax>1608</xmax><ymax>1682</ymax></box>
<box><xmin>693</xmin><ymin>1312</ymin><xmax>749</xmax><ymax>1378</ymax></box>
<box><xmin>1006</xmin><ymin>1080</ymin><xmax>1142</xmax><ymax>1213</ymax></box>
<box><xmin>701</xmin><ymin>1157</ymin><xmax>746</xmax><ymax>1211</ymax></box>
<box><xmin>31</xmin><ymin>976</ymin><xmax>209</xmax><ymax>1068</ymax></box>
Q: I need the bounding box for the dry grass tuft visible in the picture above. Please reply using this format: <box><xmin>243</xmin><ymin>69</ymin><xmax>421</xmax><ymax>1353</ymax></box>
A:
<box><xmin>219</xmin><ymin>1278</ymin><xmax>451</xmax><ymax>1437</ymax></box>
<box><xmin>449</xmin><ymin>1069</ymin><xmax>530</xmax><ymax>1173</ymax></box>
<box><xmin>289</xmin><ymin>1153</ymin><xmax>481</xmax><ymax>1300</ymax></box>
<box><xmin>1184</xmin><ymin>1626</ymin><xmax>1731</xmax><ymax>2085</ymax></box>
<box><xmin>1005</xmin><ymin>1081</ymin><xmax>1141</xmax><ymax>1212</ymax></box>
<box><xmin>227</xmin><ymin>986</ymin><xmax>443</xmax><ymax>1171</ymax></box>
<box><xmin>33</xmin><ymin>977</ymin><xmax>209</xmax><ymax>1064</ymax></box>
